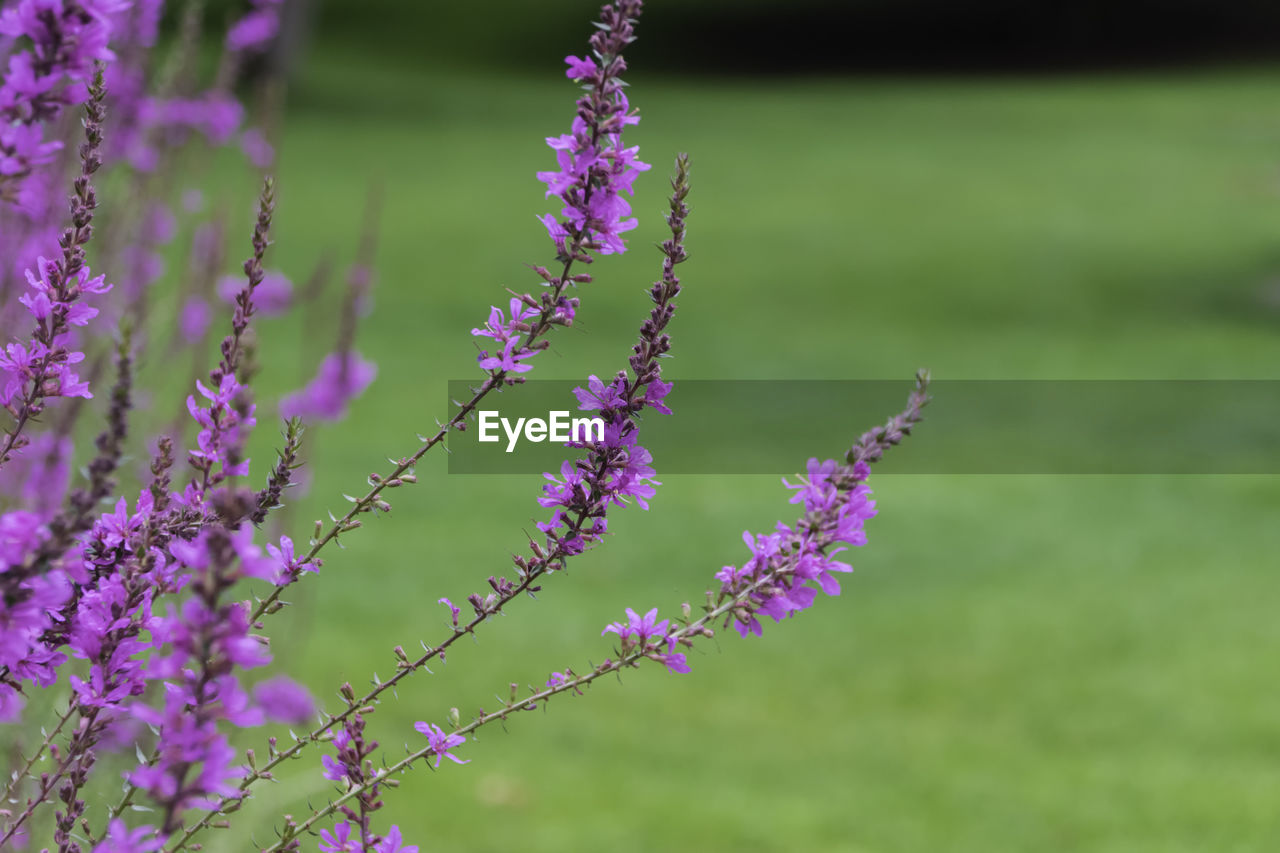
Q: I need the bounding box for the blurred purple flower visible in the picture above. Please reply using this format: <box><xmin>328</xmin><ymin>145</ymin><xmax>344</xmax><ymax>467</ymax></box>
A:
<box><xmin>280</xmin><ymin>351</ymin><xmax>377</xmax><ymax>422</ymax></box>
<box><xmin>253</xmin><ymin>676</ymin><xmax>314</xmax><ymax>724</ymax></box>
<box><xmin>179</xmin><ymin>296</ymin><xmax>212</xmax><ymax>341</ymax></box>
<box><xmin>218</xmin><ymin>269</ymin><xmax>292</xmax><ymax>315</ymax></box>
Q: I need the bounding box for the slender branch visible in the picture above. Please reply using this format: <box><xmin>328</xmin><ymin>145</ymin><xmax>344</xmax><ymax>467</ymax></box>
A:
<box><xmin>260</xmin><ymin>370</ymin><xmax>932</xmax><ymax>851</ymax></box>
<box><xmin>249</xmin><ymin>221</ymin><xmax>592</xmax><ymax>623</ymax></box>
<box><xmin>261</xmin><ymin>564</ymin><xmax>797</xmax><ymax>852</ymax></box>
<box><xmin>0</xmin><ymin>700</ymin><xmax>76</xmax><ymax>806</ymax></box>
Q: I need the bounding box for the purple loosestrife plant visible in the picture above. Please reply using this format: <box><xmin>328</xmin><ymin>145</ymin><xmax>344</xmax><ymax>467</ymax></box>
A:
<box><xmin>0</xmin><ymin>2</ymin><xmax>936</xmax><ymax>849</ymax></box>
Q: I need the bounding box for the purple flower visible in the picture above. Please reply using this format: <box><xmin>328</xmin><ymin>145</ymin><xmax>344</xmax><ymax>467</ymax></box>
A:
<box><xmin>477</xmin><ymin>338</ymin><xmax>536</xmax><ymax>374</ymax></box>
<box><xmin>91</xmin><ymin>820</ymin><xmax>163</xmax><ymax>853</ymax></box>
<box><xmin>226</xmin><ymin>0</ymin><xmax>283</xmax><ymax>53</ymax></box>
<box><xmin>564</xmin><ymin>55</ymin><xmax>599</xmax><ymax>81</ymax></box>
<box><xmin>414</xmin><ymin>722</ymin><xmax>469</xmax><ymax>768</ymax></box>
<box><xmin>280</xmin><ymin>351</ymin><xmax>377</xmax><ymax>422</ymax></box>
<box><xmin>376</xmin><ymin>826</ymin><xmax>419</xmax><ymax>853</ymax></box>
<box><xmin>321</xmin><ymin>753</ymin><xmax>348</xmax><ymax>782</ymax></box>
<box><xmin>318</xmin><ymin>821</ymin><xmax>359</xmax><ymax>853</ymax></box>
<box><xmin>602</xmin><ymin>607</ymin><xmax>669</xmax><ymax>645</ymax></box>
<box><xmin>438</xmin><ymin>597</ymin><xmax>460</xmax><ymax>628</ymax></box>
<box><xmin>253</xmin><ymin>676</ymin><xmax>314</xmax><ymax>724</ymax></box>
<box><xmin>239</xmin><ymin>126</ymin><xmax>275</xmax><ymax>168</ymax></box>
<box><xmin>266</xmin><ymin>535</ymin><xmax>314</xmax><ymax>585</ymax></box>
<box><xmin>218</xmin><ymin>269</ymin><xmax>292</xmax><ymax>314</ymax></box>
<box><xmin>573</xmin><ymin>374</ymin><xmax>628</xmax><ymax>412</ymax></box>
<box><xmin>471</xmin><ymin>297</ymin><xmax>538</xmax><ymax>343</ymax></box>
<box><xmin>650</xmin><ymin>651</ymin><xmax>691</xmax><ymax>675</ymax></box>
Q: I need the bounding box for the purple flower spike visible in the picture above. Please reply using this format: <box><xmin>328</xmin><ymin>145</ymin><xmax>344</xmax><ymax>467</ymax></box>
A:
<box><xmin>536</xmin><ymin>8</ymin><xmax>650</xmax><ymax>259</ymax></box>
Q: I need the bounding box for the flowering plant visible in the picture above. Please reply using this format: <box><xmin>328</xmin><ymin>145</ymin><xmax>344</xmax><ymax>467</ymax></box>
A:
<box><xmin>0</xmin><ymin>1</ymin><xmax>928</xmax><ymax>850</ymax></box>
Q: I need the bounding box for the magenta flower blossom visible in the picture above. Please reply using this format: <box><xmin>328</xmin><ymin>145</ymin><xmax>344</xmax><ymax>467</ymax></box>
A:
<box><xmin>91</xmin><ymin>820</ymin><xmax>163</xmax><ymax>853</ymax></box>
<box><xmin>226</xmin><ymin>0</ymin><xmax>284</xmax><ymax>53</ymax></box>
<box><xmin>280</xmin><ymin>351</ymin><xmax>377</xmax><ymax>422</ymax></box>
<box><xmin>179</xmin><ymin>296</ymin><xmax>212</xmax><ymax>341</ymax></box>
<box><xmin>652</xmin><ymin>651</ymin><xmax>691</xmax><ymax>674</ymax></box>
<box><xmin>573</xmin><ymin>374</ymin><xmax>628</xmax><ymax>411</ymax></box>
<box><xmin>253</xmin><ymin>676</ymin><xmax>315</xmax><ymax>724</ymax></box>
<box><xmin>266</xmin><ymin>535</ymin><xmax>314</xmax><ymax>586</ymax></box>
<box><xmin>376</xmin><ymin>826</ymin><xmax>419</xmax><ymax>853</ymax></box>
<box><xmin>321</xmin><ymin>753</ymin><xmax>348</xmax><ymax>782</ymax></box>
<box><xmin>477</xmin><ymin>338</ymin><xmax>536</xmax><ymax>374</ymax></box>
<box><xmin>471</xmin><ymin>296</ymin><xmax>539</xmax><ymax>344</ymax></box>
<box><xmin>564</xmin><ymin>55</ymin><xmax>598</xmax><ymax>80</ymax></box>
<box><xmin>414</xmin><ymin>722</ymin><xmax>469</xmax><ymax>768</ymax></box>
<box><xmin>318</xmin><ymin>821</ymin><xmax>358</xmax><ymax>853</ymax></box>
<box><xmin>602</xmin><ymin>607</ymin><xmax>669</xmax><ymax>644</ymax></box>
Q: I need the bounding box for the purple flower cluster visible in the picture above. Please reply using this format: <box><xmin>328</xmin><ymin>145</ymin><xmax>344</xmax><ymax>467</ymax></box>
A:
<box><xmin>0</xmin><ymin>257</ymin><xmax>111</xmax><ymax>405</ymax></box>
<box><xmin>535</xmin><ymin>371</ymin><xmax>666</xmax><ymax>550</ymax></box>
<box><xmin>184</xmin><ymin>373</ymin><xmax>258</xmax><ymax>485</ymax></box>
<box><xmin>0</xmin><ymin>0</ymin><xmax>120</xmax><ymax>212</ymax></box>
<box><xmin>126</xmin><ymin>522</ymin><xmax>313</xmax><ymax>836</ymax></box>
<box><xmin>471</xmin><ymin>295</ymin><xmax>541</xmax><ymax>375</ymax></box>
<box><xmin>602</xmin><ymin>607</ymin><xmax>691</xmax><ymax>674</ymax></box>
<box><xmin>468</xmin><ymin>3</ymin><xmax>646</xmax><ymax>384</ymax></box>
<box><xmin>715</xmin><ymin>458</ymin><xmax>876</xmax><ymax>638</ymax></box>
<box><xmin>536</xmin><ymin>0</ymin><xmax>649</xmax><ymax>257</ymax></box>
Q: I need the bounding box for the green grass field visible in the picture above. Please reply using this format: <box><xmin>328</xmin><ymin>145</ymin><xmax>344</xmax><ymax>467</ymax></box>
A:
<box><xmin>173</xmin><ymin>49</ymin><xmax>1280</xmax><ymax>851</ymax></box>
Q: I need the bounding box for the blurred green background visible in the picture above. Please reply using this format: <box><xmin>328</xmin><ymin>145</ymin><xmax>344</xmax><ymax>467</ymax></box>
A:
<box><xmin>141</xmin><ymin>1</ymin><xmax>1280</xmax><ymax>850</ymax></box>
